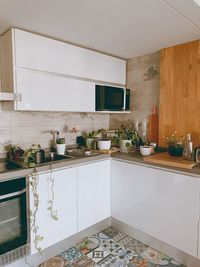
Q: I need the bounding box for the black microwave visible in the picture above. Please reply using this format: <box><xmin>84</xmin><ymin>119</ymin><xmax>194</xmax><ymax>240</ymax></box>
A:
<box><xmin>95</xmin><ymin>85</ymin><xmax>130</xmax><ymax>111</ymax></box>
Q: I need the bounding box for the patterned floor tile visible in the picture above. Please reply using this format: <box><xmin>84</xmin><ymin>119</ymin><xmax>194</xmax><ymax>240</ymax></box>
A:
<box><xmin>112</xmin><ymin>232</ymin><xmax>127</xmax><ymax>242</ymax></box>
<box><xmin>129</xmin><ymin>255</ymin><xmax>155</xmax><ymax>267</ymax></box>
<box><xmin>140</xmin><ymin>247</ymin><xmax>169</xmax><ymax>265</ymax></box>
<box><xmin>76</xmin><ymin>238</ymin><xmax>98</xmax><ymax>254</ymax></box>
<box><xmin>59</xmin><ymin>247</ymin><xmax>82</xmax><ymax>263</ymax></box>
<box><xmin>89</xmin><ymin>232</ymin><xmax>110</xmax><ymax>246</ymax></box>
<box><xmin>40</xmin><ymin>227</ymin><xmax>186</xmax><ymax>267</ymax></box>
<box><xmin>99</xmin><ymin>239</ymin><xmax>123</xmax><ymax>253</ymax></box>
<box><xmin>39</xmin><ymin>256</ymin><xmax>68</xmax><ymax>267</ymax></box>
<box><xmin>115</xmin><ymin>247</ymin><xmax>138</xmax><ymax>264</ymax></box>
<box><xmin>101</xmin><ymin>226</ymin><xmax>120</xmax><ymax>238</ymax></box>
<box><xmin>71</xmin><ymin>255</ymin><xmax>95</xmax><ymax>267</ymax></box>
<box><xmin>119</xmin><ymin>238</ymin><xmax>147</xmax><ymax>255</ymax></box>
<box><xmin>96</xmin><ymin>254</ymin><xmax>117</xmax><ymax>266</ymax></box>
<box><xmin>86</xmin><ymin>247</ymin><xmax>110</xmax><ymax>263</ymax></box>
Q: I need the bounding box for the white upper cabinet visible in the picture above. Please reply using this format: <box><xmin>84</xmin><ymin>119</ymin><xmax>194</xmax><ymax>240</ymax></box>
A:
<box><xmin>0</xmin><ymin>28</ymin><xmax>126</xmax><ymax>111</ymax></box>
<box><xmin>14</xmin><ymin>29</ymin><xmax>126</xmax><ymax>85</ymax></box>
<box><xmin>15</xmin><ymin>69</ymin><xmax>95</xmax><ymax>112</ymax></box>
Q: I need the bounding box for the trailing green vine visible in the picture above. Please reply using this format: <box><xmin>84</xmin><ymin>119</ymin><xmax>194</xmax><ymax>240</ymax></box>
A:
<box><xmin>47</xmin><ymin>163</ymin><xmax>58</xmax><ymax>221</ymax></box>
<box><xmin>29</xmin><ymin>168</ymin><xmax>44</xmax><ymax>254</ymax></box>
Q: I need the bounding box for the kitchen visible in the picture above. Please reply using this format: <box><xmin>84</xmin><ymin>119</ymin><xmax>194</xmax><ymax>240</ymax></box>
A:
<box><xmin>0</xmin><ymin>1</ymin><xmax>200</xmax><ymax>267</ymax></box>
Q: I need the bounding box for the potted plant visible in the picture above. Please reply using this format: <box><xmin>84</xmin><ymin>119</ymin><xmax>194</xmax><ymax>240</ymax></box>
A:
<box><xmin>23</xmin><ymin>144</ymin><xmax>42</xmax><ymax>167</ymax></box>
<box><xmin>97</xmin><ymin>128</ymin><xmax>111</xmax><ymax>150</ymax></box>
<box><xmin>117</xmin><ymin>124</ymin><xmax>141</xmax><ymax>153</ymax></box>
<box><xmin>56</xmin><ymin>138</ymin><xmax>66</xmax><ymax>155</ymax></box>
<box><xmin>165</xmin><ymin>131</ymin><xmax>183</xmax><ymax>156</ymax></box>
<box><xmin>83</xmin><ymin>130</ymin><xmax>99</xmax><ymax>149</ymax></box>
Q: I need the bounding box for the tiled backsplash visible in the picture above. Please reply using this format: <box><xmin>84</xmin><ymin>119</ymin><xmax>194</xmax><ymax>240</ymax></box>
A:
<box><xmin>0</xmin><ymin>106</ymin><xmax>109</xmax><ymax>153</ymax></box>
<box><xmin>110</xmin><ymin>51</ymin><xmax>160</xmax><ymax>141</ymax></box>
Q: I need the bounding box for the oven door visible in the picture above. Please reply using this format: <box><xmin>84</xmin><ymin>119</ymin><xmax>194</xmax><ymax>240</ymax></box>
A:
<box><xmin>0</xmin><ymin>178</ymin><xmax>27</xmax><ymax>255</ymax></box>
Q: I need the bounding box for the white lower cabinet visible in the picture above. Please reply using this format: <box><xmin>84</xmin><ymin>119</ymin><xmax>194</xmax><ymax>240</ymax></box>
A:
<box><xmin>111</xmin><ymin>160</ymin><xmax>140</xmax><ymax>229</ymax></box>
<box><xmin>77</xmin><ymin>160</ymin><xmax>111</xmax><ymax>231</ymax></box>
<box><xmin>140</xmin><ymin>167</ymin><xmax>199</xmax><ymax>257</ymax></box>
<box><xmin>111</xmin><ymin>160</ymin><xmax>200</xmax><ymax>257</ymax></box>
<box><xmin>29</xmin><ymin>159</ymin><xmax>200</xmax><ymax>257</ymax></box>
<box><xmin>29</xmin><ymin>160</ymin><xmax>110</xmax><ymax>254</ymax></box>
<box><xmin>29</xmin><ymin>167</ymin><xmax>77</xmax><ymax>254</ymax></box>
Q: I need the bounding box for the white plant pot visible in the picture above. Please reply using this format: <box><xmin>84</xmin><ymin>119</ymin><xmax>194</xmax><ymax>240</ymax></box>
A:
<box><xmin>97</xmin><ymin>140</ymin><xmax>111</xmax><ymax>150</ymax></box>
<box><xmin>120</xmin><ymin>140</ymin><xmax>132</xmax><ymax>153</ymax></box>
<box><xmin>85</xmin><ymin>138</ymin><xmax>95</xmax><ymax>149</ymax></box>
<box><xmin>56</xmin><ymin>144</ymin><xmax>66</xmax><ymax>155</ymax></box>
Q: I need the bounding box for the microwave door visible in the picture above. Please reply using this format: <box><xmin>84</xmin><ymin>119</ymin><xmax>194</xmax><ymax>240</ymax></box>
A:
<box><xmin>105</xmin><ymin>88</ymin><xmax>124</xmax><ymax>110</ymax></box>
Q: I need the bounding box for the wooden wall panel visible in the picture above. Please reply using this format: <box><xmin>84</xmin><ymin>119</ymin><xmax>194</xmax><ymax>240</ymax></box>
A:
<box><xmin>159</xmin><ymin>40</ymin><xmax>200</xmax><ymax>147</ymax></box>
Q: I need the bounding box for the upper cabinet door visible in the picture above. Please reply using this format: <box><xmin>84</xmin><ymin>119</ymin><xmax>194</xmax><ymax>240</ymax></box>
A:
<box><xmin>15</xmin><ymin>69</ymin><xmax>95</xmax><ymax>112</ymax></box>
<box><xmin>14</xmin><ymin>29</ymin><xmax>126</xmax><ymax>85</ymax></box>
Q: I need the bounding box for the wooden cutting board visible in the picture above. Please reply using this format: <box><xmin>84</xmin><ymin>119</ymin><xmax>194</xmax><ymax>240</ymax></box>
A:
<box><xmin>148</xmin><ymin>113</ymin><xmax>159</xmax><ymax>143</ymax></box>
<box><xmin>92</xmin><ymin>148</ymin><xmax>119</xmax><ymax>154</ymax></box>
<box><xmin>143</xmin><ymin>152</ymin><xmax>197</xmax><ymax>170</ymax></box>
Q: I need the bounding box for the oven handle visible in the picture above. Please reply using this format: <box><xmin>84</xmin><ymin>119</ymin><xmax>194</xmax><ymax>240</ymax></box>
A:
<box><xmin>0</xmin><ymin>188</ymin><xmax>26</xmax><ymax>200</ymax></box>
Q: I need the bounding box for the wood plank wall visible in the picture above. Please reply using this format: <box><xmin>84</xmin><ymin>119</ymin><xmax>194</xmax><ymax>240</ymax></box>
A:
<box><xmin>159</xmin><ymin>40</ymin><xmax>200</xmax><ymax>147</ymax></box>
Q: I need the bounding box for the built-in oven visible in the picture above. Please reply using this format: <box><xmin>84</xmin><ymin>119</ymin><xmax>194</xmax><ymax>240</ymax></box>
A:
<box><xmin>0</xmin><ymin>177</ymin><xmax>29</xmax><ymax>266</ymax></box>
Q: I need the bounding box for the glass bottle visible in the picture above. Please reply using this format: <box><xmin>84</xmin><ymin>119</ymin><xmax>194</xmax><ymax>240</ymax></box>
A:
<box><xmin>183</xmin><ymin>133</ymin><xmax>193</xmax><ymax>160</ymax></box>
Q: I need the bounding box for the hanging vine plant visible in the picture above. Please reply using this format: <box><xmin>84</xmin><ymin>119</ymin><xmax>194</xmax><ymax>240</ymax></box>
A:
<box><xmin>29</xmin><ymin>168</ymin><xmax>44</xmax><ymax>254</ymax></box>
<box><xmin>47</xmin><ymin>163</ymin><xmax>58</xmax><ymax>221</ymax></box>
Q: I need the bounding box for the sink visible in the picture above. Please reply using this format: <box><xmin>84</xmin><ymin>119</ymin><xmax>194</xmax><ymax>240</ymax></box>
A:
<box><xmin>0</xmin><ymin>160</ymin><xmax>22</xmax><ymax>173</ymax></box>
<box><xmin>44</xmin><ymin>154</ymin><xmax>73</xmax><ymax>163</ymax></box>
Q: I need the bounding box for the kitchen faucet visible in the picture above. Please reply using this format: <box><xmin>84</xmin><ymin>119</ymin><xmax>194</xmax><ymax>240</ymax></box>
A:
<box><xmin>50</xmin><ymin>130</ymin><xmax>60</xmax><ymax>152</ymax></box>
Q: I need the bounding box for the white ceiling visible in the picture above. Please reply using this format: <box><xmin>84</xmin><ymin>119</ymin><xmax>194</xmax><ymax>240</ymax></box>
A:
<box><xmin>0</xmin><ymin>0</ymin><xmax>199</xmax><ymax>59</ymax></box>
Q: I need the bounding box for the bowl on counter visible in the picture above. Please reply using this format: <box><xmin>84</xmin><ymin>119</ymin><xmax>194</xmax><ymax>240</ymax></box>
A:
<box><xmin>140</xmin><ymin>145</ymin><xmax>153</xmax><ymax>156</ymax></box>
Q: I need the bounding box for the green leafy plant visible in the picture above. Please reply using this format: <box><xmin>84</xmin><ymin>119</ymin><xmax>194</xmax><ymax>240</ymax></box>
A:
<box><xmin>117</xmin><ymin>124</ymin><xmax>141</xmax><ymax>146</ymax></box>
<box><xmin>5</xmin><ymin>144</ymin><xmax>24</xmax><ymax>161</ymax></box>
<box><xmin>165</xmin><ymin>131</ymin><xmax>184</xmax><ymax>156</ymax></box>
<box><xmin>82</xmin><ymin>130</ymin><xmax>99</xmax><ymax>139</ymax></box>
<box><xmin>97</xmin><ymin>128</ymin><xmax>111</xmax><ymax>140</ymax></box>
<box><xmin>56</xmin><ymin>138</ymin><xmax>65</xmax><ymax>144</ymax></box>
<box><xmin>165</xmin><ymin>131</ymin><xmax>183</xmax><ymax>147</ymax></box>
<box><xmin>23</xmin><ymin>144</ymin><xmax>41</xmax><ymax>167</ymax></box>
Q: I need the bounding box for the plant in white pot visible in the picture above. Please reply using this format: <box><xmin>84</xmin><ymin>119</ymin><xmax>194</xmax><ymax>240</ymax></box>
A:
<box><xmin>83</xmin><ymin>130</ymin><xmax>99</xmax><ymax>149</ymax></box>
<box><xmin>56</xmin><ymin>138</ymin><xmax>66</xmax><ymax>155</ymax></box>
<box><xmin>97</xmin><ymin>129</ymin><xmax>111</xmax><ymax>150</ymax></box>
<box><xmin>117</xmin><ymin>125</ymin><xmax>141</xmax><ymax>153</ymax></box>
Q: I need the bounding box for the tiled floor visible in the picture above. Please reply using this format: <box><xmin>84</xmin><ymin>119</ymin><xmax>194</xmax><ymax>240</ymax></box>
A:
<box><xmin>40</xmin><ymin>227</ymin><xmax>185</xmax><ymax>267</ymax></box>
